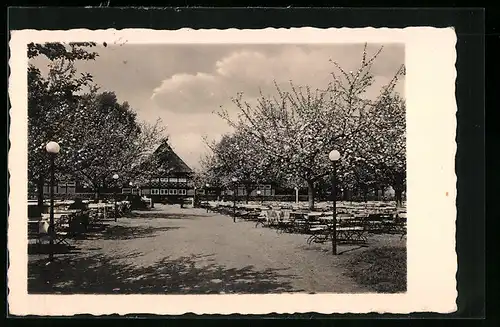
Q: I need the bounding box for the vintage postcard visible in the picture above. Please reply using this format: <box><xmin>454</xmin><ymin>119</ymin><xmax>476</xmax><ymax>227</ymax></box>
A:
<box><xmin>8</xmin><ymin>27</ymin><xmax>457</xmax><ymax>315</ymax></box>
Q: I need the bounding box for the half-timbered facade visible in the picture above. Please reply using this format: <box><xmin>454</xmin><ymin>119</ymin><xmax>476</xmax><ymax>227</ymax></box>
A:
<box><xmin>124</xmin><ymin>139</ymin><xmax>194</xmax><ymax>203</ymax></box>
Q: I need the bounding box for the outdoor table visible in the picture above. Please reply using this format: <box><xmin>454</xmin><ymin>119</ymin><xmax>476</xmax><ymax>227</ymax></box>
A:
<box><xmin>306</xmin><ymin>212</ymin><xmax>323</xmax><ymax>219</ymax></box>
<box><xmin>41</xmin><ymin>213</ymin><xmax>69</xmax><ymax>221</ymax></box>
<box><xmin>88</xmin><ymin>203</ymin><xmax>112</xmax><ymax>220</ymax></box>
<box><xmin>290</xmin><ymin>211</ymin><xmax>307</xmax><ymax>220</ymax></box>
<box><xmin>318</xmin><ymin>215</ymin><xmax>352</xmax><ymax>222</ymax></box>
<box><xmin>54</xmin><ymin>209</ymin><xmax>82</xmax><ymax>215</ymax></box>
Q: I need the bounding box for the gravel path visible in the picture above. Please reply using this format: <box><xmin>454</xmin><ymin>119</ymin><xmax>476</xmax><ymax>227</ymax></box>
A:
<box><xmin>28</xmin><ymin>204</ymin><xmax>404</xmax><ymax>294</ymax></box>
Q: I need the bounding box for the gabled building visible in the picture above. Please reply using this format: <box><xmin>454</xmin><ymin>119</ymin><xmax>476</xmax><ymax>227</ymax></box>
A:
<box><xmin>123</xmin><ymin>139</ymin><xmax>194</xmax><ymax>203</ymax></box>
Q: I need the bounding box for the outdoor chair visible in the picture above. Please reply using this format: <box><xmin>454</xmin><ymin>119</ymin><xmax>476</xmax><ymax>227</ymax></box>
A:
<box><xmin>255</xmin><ymin>210</ymin><xmax>269</xmax><ymax>227</ymax></box>
<box><xmin>365</xmin><ymin>214</ymin><xmax>386</xmax><ymax>233</ymax></box>
<box><xmin>287</xmin><ymin>212</ymin><xmax>307</xmax><ymax>234</ymax></box>
<box><xmin>274</xmin><ymin>210</ymin><xmax>293</xmax><ymax>233</ymax></box>
<box><xmin>269</xmin><ymin>210</ymin><xmax>282</xmax><ymax>227</ymax></box>
<box><xmin>28</xmin><ymin>219</ymin><xmax>51</xmax><ymax>246</ymax></box>
<box><xmin>246</xmin><ymin>209</ymin><xmax>261</xmax><ymax>221</ymax></box>
<box><xmin>335</xmin><ymin>219</ymin><xmax>368</xmax><ymax>244</ymax></box>
<box><xmin>394</xmin><ymin>213</ymin><xmax>407</xmax><ymax>240</ymax></box>
<box><xmin>51</xmin><ymin>217</ymin><xmax>72</xmax><ymax>246</ymax></box>
<box><xmin>306</xmin><ymin>224</ymin><xmax>330</xmax><ymax>245</ymax></box>
<box><xmin>306</xmin><ymin>218</ymin><xmax>368</xmax><ymax>246</ymax></box>
<box><xmin>67</xmin><ymin>212</ymin><xmax>91</xmax><ymax>236</ymax></box>
<box><xmin>31</xmin><ymin>219</ymin><xmax>71</xmax><ymax>247</ymax></box>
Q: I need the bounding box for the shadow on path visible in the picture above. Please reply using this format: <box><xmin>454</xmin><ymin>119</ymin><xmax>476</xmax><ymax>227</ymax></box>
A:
<box><xmin>28</xmin><ymin>253</ymin><xmax>301</xmax><ymax>294</ymax></box>
<box><xmin>126</xmin><ymin>212</ymin><xmax>207</xmax><ymax>220</ymax></box>
<box><xmin>83</xmin><ymin>225</ymin><xmax>182</xmax><ymax>241</ymax></box>
<box><xmin>299</xmin><ymin>244</ymin><xmax>370</xmax><ymax>255</ymax></box>
<box><xmin>28</xmin><ymin>243</ymin><xmax>82</xmax><ymax>255</ymax></box>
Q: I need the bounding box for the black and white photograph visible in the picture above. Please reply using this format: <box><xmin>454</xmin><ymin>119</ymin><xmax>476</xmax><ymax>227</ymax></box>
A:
<box><xmin>8</xmin><ymin>28</ymin><xmax>457</xmax><ymax>315</ymax></box>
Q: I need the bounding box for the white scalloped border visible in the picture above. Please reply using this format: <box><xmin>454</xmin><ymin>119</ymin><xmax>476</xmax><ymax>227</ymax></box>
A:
<box><xmin>8</xmin><ymin>27</ymin><xmax>457</xmax><ymax>316</ymax></box>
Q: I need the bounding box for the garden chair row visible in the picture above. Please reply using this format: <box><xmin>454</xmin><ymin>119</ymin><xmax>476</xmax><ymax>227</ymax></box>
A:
<box><xmin>255</xmin><ymin>209</ymin><xmax>405</xmax><ymax>242</ymax></box>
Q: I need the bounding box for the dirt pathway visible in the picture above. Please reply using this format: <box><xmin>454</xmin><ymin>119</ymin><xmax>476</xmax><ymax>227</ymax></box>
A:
<box><xmin>29</xmin><ymin>205</ymin><xmax>402</xmax><ymax>294</ymax></box>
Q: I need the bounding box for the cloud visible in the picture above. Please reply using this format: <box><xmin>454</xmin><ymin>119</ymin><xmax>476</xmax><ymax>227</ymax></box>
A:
<box><xmin>30</xmin><ymin>43</ymin><xmax>404</xmax><ymax>170</ymax></box>
<box><xmin>148</xmin><ymin>44</ymin><xmax>404</xmax><ymax>169</ymax></box>
<box><xmin>150</xmin><ymin>44</ymin><xmax>404</xmax><ymax>116</ymax></box>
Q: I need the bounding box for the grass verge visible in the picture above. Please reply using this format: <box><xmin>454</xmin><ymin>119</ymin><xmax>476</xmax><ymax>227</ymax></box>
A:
<box><xmin>346</xmin><ymin>246</ymin><xmax>406</xmax><ymax>293</ymax></box>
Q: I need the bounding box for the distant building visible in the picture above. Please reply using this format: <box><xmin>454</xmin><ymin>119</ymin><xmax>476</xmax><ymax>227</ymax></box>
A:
<box><xmin>221</xmin><ymin>183</ymin><xmax>276</xmax><ymax>197</ymax></box>
<box><xmin>42</xmin><ymin>181</ymin><xmax>78</xmax><ymax>196</ymax></box>
<box><xmin>125</xmin><ymin>140</ymin><xmax>194</xmax><ymax>203</ymax></box>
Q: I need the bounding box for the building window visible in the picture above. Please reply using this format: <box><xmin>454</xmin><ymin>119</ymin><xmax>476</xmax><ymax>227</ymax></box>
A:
<box><xmin>160</xmin><ymin>178</ymin><xmax>168</xmax><ymax>183</ymax></box>
<box><xmin>177</xmin><ymin>177</ymin><xmax>187</xmax><ymax>183</ymax></box>
<box><xmin>58</xmin><ymin>184</ymin><xmax>67</xmax><ymax>194</ymax></box>
<box><xmin>151</xmin><ymin>189</ymin><xmax>159</xmax><ymax>195</ymax></box>
<box><xmin>122</xmin><ymin>188</ymin><xmax>131</xmax><ymax>194</ymax></box>
<box><xmin>131</xmin><ymin>188</ymin><xmax>139</xmax><ymax>194</ymax></box>
<box><xmin>160</xmin><ymin>189</ymin><xmax>168</xmax><ymax>195</ymax></box>
<box><xmin>178</xmin><ymin>189</ymin><xmax>186</xmax><ymax>195</ymax></box>
<box><xmin>168</xmin><ymin>189</ymin><xmax>178</xmax><ymax>195</ymax></box>
<box><xmin>168</xmin><ymin>177</ymin><xmax>178</xmax><ymax>183</ymax></box>
<box><xmin>142</xmin><ymin>189</ymin><xmax>150</xmax><ymax>195</ymax></box>
<box><xmin>265</xmin><ymin>184</ymin><xmax>272</xmax><ymax>189</ymax></box>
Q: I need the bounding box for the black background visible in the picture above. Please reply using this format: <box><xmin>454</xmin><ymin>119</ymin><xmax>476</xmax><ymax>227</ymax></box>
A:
<box><xmin>5</xmin><ymin>4</ymin><xmax>490</xmax><ymax>324</ymax></box>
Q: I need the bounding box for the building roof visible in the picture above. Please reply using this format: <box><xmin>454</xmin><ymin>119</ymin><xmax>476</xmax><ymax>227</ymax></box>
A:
<box><xmin>151</xmin><ymin>139</ymin><xmax>193</xmax><ymax>175</ymax></box>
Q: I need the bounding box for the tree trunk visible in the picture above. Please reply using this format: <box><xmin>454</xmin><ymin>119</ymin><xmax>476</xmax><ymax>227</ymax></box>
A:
<box><xmin>94</xmin><ymin>180</ymin><xmax>101</xmax><ymax>202</ymax></box>
<box><xmin>37</xmin><ymin>176</ymin><xmax>44</xmax><ymax>210</ymax></box>
<box><xmin>245</xmin><ymin>187</ymin><xmax>253</xmax><ymax>204</ymax></box>
<box><xmin>94</xmin><ymin>187</ymin><xmax>100</xmax><ymax>202</ymax></box>
<box><xmin>395</xmin><ymin>188</ymin><xmax>403</xmax><ymax>208</ymax></box>
<box><xmin>307</xmin><ymin>180</ymin><xmax>315</xmax><ymax>210</ymax></box>
<box><xmin>393</xmin><ymin>173</ymin><xmax>405</xmax><ymax>208</ymax></box>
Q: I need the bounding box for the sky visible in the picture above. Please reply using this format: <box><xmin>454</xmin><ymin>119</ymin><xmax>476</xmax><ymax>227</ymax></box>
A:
<box><xmin>30</xmin><ymin>43</ymin><xmax>404</xmax><ymax>170</ymax></box>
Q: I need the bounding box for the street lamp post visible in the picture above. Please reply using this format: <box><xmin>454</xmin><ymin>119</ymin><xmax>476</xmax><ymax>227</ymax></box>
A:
<box><xmin>205</xmin><ymin>183</ymin><xmax>210</xmax><ymax>212</ymax></box>
<box><xmin>46</xmin><ymin>141</ymin><xmax>60</xmax><ymax>262</ymax></box>
<box><xmin>328</xmin><ymin>149</ymin><xmax>341</xmax><ymax>255</ymax></box>
<box><xmin>113</xmin><ymin>174</ymin><xmax>119</xmax><ymax>222</ymax></box>
<box><xmin>128</xmin><ymin>181</ymin><xmax>134</xmax><ymax>211</ymax></box>
<box><xmin>130</xmin><ymin>181</ymin><xmax>140</xmax><ymax>196</ymax></box>
<box><xmin>294</xmin><ymin>187</ymin><xmax>299</xmax><ymax>204</ymax></box>
<box><xmin>231</xmin><ymin>177</ymin><xmax>238</xmax><ymax>222</ymax></box>
<box><xmin>256</xmin><ymin>190</ymin><xmax>262</xmax><ymax>205</ymax></box>
<box><xmin>193</xmin><ymin>186</ymin><xmax>197</xmax><ymax>208</ymax></box>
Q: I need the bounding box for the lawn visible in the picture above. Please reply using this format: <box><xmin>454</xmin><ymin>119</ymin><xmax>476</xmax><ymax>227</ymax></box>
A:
<box><xmin>346</xmin><ymin>245</ymin><xmax>407</xmax><ymax>293</ymax></box>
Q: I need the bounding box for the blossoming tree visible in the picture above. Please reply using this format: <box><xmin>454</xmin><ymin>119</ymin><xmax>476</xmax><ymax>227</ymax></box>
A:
<box><xmin>28</xmin><ymin>42</ymin><xmax>98</xmax><ymax>206</ymax></box>
<box><xmin>217</xmin><ymin>44</ymin><xmax>404</xmax><ymax>209</ymax></box>
<box><xmin>204</xmin><ymin>132</ymin><xmax>282</xmax><ymax>203</ymax></box>
<box><xmin>359</xmin><ymin>92</ymin><xmax>406</xmax><ymax>207</ymax></box>
<box><xmin>28</xmin><ymin>42</ymin><xmax>167</xmax><ymax>203</ymax></box>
